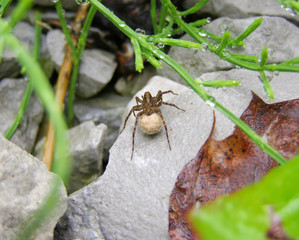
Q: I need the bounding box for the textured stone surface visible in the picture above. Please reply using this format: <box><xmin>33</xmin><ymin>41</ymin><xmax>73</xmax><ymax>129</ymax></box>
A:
<box><xmin>34</xmin><ymin>121</ymin><xmax>107</xmax><ymax>194</ymax></box>
<box><xmin>158</xmin><ymin>16</ymin><xmax>299</xmax><ymax>84</ymax></box>
<box><xmin>74</xmin><ymin>92</ymin><xmax>130</xmax><ymax>160</ymax></box>
<box><xmin>0</xmin><ymin>135</ymin><xmax>67</xmax><ymax>240</ymax></box>
<box><xmin>183</xmin><ymin>0</ymin><xmax>299</xmax><ymax>23</ymax></box>
<box><xmin>46</xmin><ymin>29</ymin><xmax>117</xmax><ymax>98</ymax></box>
<box><xmin>0</xmin><ymin>21</ymin><xmax>52</xmax><ymax>79</ymax></box>
<box><xmin>115</xmin><ymin>65</ymin><xmax>157</xmax><ymax>96</ymax></box>
<box><xmin>54</xmin><ymin>72</ymin><xmax>298</xmax><ymax>239</ymax></box>
<box><xmin>0</xmin><ymin>78</ymin><xmax>44</xmax><ymax>153</ymax></box>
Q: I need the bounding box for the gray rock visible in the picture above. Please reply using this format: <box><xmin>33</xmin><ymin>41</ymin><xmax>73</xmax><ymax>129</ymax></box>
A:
<box><xmin>183</xmin><ymin>0</ymin><xmax>299</xmax><ymax>23</ymax></box>
<box><xmin>0</xmin><ymin>21</ymin><xmax>53</xmax><ymax>79</ymax></box>
<box><xmin>0</xmin><ymin>78</ymin><xmax>44</xmax><ymax>153</ymax></box>
<box><xmin>46</xmin><ymin>29</ymin><xmax>117</xmax><ymax>98</ymax></box>
<box><xmin>115</xmin><ymin>65</ymin><xmax>157</xmax><ymax>96</ymax></box>
<box><xmin>158</xmin><ymin>16</ymin><xmax>299</xmax><ymax>84</ymax></box>
<box><xmin>0</xmin><ymin>135</ymin><xmax>67</xmax><ymax>240</ymax></box>
<box><xmin>34</xmin><ymin>121</ymin><xmax>107</xmax><ymax>194</ymax></box>
<box><xmin>74</xmin><ymin>92</ymin><xmax>131</xmax><ymax>160</ymax></box>
<box><xmin>54</xmin><ymin>73</ymin><xmax>298</xmax><ymax>239</ymax></box>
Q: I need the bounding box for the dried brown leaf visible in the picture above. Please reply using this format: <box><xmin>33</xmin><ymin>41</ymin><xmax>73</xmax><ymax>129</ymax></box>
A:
<box><xmin>169</xmin><ymin>93</ymin><xmax>299</xmax><ymax>240</ymax></box>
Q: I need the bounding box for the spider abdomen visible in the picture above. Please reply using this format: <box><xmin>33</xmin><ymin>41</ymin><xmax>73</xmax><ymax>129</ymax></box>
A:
<box><xmin>140</xmin><ymin>113</ymin><xmax>163</xmax><ymax>135</ymax></box>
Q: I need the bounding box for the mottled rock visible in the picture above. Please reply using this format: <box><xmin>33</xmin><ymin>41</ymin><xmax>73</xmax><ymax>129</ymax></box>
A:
<box><xmin>34</xmin><ymin>121</ymin><xmax>107</xmax><ymax>194</ymax></box>
<box><xmin>0</xmin><ymin>78</ymin><xmax>44</xmax><ymax>153</ymax></box>
<box><xmin>183</xmin><ymin>0</ymin><xmax>299</xmax><ymax>23</ymax></box>
<box><xmin>54</xmin><ymin>72</ymin><xmax>298</xmax><ymax>239</ymax></box>
<box><xmin>158</xmin><ymin>16</ymin><xmax>299</xmax><ymax>85</ymax></box>
<box><xmin>0</xmin><ymin>135</ymin><xmax>67</xmax><ymax>240</ymax></box>
<box><xmin>115</xmin><ymin>65</ymin><xmax>157</xmax><ymax>96</ymax></box>
<box><xmin>46</xmin><ymin>29</ymin><xmax>117</xmax><ymax>98</ymax></box>
<box><xmin>74</xmin><ymin>92</ymin><xmax>130</xmax><ymax>160</ymax></box>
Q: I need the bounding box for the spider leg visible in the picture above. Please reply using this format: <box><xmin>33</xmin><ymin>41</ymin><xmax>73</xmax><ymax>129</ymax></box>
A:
<box><xmin>131</xmin><ymin>111</ymin><xmax>143</xmax><ymax>160</ymax></box>
<box><xmin>162</xmin><ymin>101</ymin><xmax>185</xmax><ymax>111</ymax></box>
<box><xmin>120</xmin><ymin>105</ymin><xmax>142</xmax><ymax>134</ymax></box>
<box><xmin>161</xmin><ymin>90</ymin><xmax>178</xmax><ymax>96</ymax></box>
<box><xmin>155</xmin><ymin>109</ymin><xmax>171</xmax><ymax>151</ymax></box>
<box><xmin>135</xmin><ymin>96</ymin><xmax>142</xmax><ymax>105</ymax></box>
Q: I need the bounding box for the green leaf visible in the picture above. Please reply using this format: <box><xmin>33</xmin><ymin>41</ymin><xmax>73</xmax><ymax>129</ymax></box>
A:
<box><xmin>229</xmin><ymin>17</ymin><xmax>263</xmax><ymax>46</ymax></box>
<box><xmin>259</xmin><ymin>70</ymin><xmax>274</xmax><ymax>99</ymax></box>
<box><xmin>131</xmin><ymin>37</ymin><xmax>144</xmax><ymax>72</ymax></box>
<box><xmin>259</xmin><ymin>47</ymin><xmax>268</xmax><ymax>67</ymax></box>
<box><xmin>190</xmin><ymin>154</ymin><xmax>299</xmax><ymax>240</ymax></box>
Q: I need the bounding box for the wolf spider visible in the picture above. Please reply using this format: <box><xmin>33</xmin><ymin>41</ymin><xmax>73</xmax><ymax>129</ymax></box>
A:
<box><xmin>120</xmin><ymin>90</ymin><xmax>185</xmax><ymax>160</ymax></box>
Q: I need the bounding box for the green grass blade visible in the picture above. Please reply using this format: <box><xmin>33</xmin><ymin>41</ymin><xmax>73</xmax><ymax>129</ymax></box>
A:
<box><xmin>55</xmin><ymin>0</ymin><xmax>78</xmax><ymax>64</ymax></box>
<box><xmin>8</xmin><ymin>0</ymin><xmax>33</xmax><ymax>28</ymax></box>
<box><xmin>0</xmin><ymin>0</ymin><xmax>13</xmax><ymax>17</ymax></box>
<box><xmin>259</xmin><ymin>70</ymin><xmax>274</xmax><ymax>99</ymax></box>
<box><xmin>228</xmin><ymin>17</ymin><xmax>263</xmax><ymax>46</ymax></box>
<box><xmin>151</xmin><ymin>0</ymin><xmax>158</xmax><ymax>34</ymax></box>
<box><xmin>5</xmin><ymin>11</ymin><xmax>42</xmax><ymax>139</ymax></box>
<box><xmin>180</xmin><ymin>0</ymin><xmax>210</xmax><ymax>16</ymax></box>
<box><xmin>68</xmin><ymin>5</ymin><xmax>96</xmax><ymax>126</ymax></box>
<box><xmin>131</xmin><ymin>37</ymin><xmax>144</xmax><ymax>72</ymax></box>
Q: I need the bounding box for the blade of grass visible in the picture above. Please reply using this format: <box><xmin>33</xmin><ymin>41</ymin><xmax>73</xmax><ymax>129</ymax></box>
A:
<box><xmin>151</xmin><ymin>0</ymin><xmax>158</xmax><ymax>34</ymax></box>
<box><xmin>5</xmin><ymin>11</ymin><xmax>42</xmax><ymax>139</ymax></box>
<box><xmin>8</xmin><ymin>0</ymin><xmax>33</xmax><ymax>28</ymax></box>
<box><xmin>55</xmin><ymin>0</ymin><xmax>78</xmax><ymax>64</ymax></box>
<box><xmin>180</xmin><ymin>0</ymin><xmax>210</xmax><ymax>16</ymax></box>
<box><xmin>68</xmin><ymin>4</ymin><xmax>96</xmax><ymax>125</ymax></box>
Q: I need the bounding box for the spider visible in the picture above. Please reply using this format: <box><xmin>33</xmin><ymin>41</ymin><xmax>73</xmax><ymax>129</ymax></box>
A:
<box><xmin>120</xmin><ymin>90</ymin><xmax>185</xmax><ymax>160</ymax></box>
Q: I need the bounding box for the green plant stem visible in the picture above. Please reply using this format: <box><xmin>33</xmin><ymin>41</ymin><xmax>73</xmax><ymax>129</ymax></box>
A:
<box><xmin>55</xmin><ymin>0</ymin><xmax>78</xmax><ymax>65</ymax></box>
<box><xmin>0</xmin><ymin>0</ymin><xmax>13</xmax><ymax>17</ymax></box>
<box><xmin>151</xmin><ymin>0</ymin><xmax>158</xmax><ymax>34</ymax></box>
<box><xmin>0</xmin><ymin>19</ymin><xmax>70</xmax><ymax>184</ymax></box>
<box><xmin>8</xmin><ymin>0</ymin><xmax>33</xmax><ymax>28</ymax></box>
<box><xmin>5</xmin><ymin>11</ymin><xmax>42</xmax><ymax>139</ymax></box>
<box><xmin>157</xmin><ymin>3</ymin><xmax>168</xmax><ymax>33</ymax></box>
<box><xmin>180</xmin><ymin>0</ymin><xmax>210</xmax><ymax>16</ymax></box>
<box><xmin>68</xmin><ymin>5</ymin><xmax>96</xmax><ymax>126</ymax></box>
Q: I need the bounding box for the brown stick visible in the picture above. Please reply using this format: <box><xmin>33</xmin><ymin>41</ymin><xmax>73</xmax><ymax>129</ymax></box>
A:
<box><xmin>42</xmin><ymin>4</ymin><xmax>90</xmax><ymax>170</ymax></box>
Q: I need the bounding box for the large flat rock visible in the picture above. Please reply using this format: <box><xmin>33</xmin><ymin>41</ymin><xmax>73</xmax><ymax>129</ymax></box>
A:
<box><xmin>55</xmin><ymin>71</ymin><xmax>298</xmax><ymax>239</ymax></box>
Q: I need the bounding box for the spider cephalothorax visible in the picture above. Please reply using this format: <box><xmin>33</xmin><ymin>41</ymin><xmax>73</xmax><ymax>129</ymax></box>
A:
<box><xmin>120</xmin><ymin>90</ymin><xmax>185</xmax><ymax>160</ymax></box>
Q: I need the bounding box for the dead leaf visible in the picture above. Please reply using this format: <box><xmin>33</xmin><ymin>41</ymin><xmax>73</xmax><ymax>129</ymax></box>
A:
<box><xmin>169</xmin><ymin>93</ymin><xmax>299</xmax><ymax>240</ymax></box>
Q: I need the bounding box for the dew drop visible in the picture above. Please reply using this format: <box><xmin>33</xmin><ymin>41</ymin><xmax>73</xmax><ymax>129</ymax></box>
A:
<box><xmin>157</xmin><ymin>42</ymin><xmax>165</xmax><ymax>49</ymax></box>
<box><xmin>274</xmin><ymin>70</ymin><xmax>280</xmax><ymax>76</ymax></box>
<box><xmin>206</xmin><ymin>17</ymin><xmax>211</xmax><ymax>23</ymax></box>
<box><xmin>220</xmin><ymin>24</ymin><xmax>228</xmax><ymax>33</ymax></box>
<box><xmin>51</xmin><ymin>0</ymin><xmax>58</xmax><ymax>2</ymax></box>
<box><xmin>198</xmin><ymin>31</ymin><xmax>207</xmax><ymax>37</ymax></box>
<box><xmin>206</xmin><ymin>96</ymin><xmax>216</xmax><ymax>108</ymax></box>
<box><xmin>268</xmin><ymin>47</ymin><xmax>274</xmax><ymax>56</ymax></box>
<box><xmin>135</xmin><ymin>28</ymin><xmax>146</xmax><ymax>35</ymax></box>
<box><xmin>147</xmin><ymin>36</ymin><xmax>154</xmax><ymax>43</ymax></box>
<box><xmin>119</xmin><ymin>21</ymin><xmax>126</xmax><ymax>27</ymax></box>
<box><xmin>75</xmin><ymin>0</ymin><xmax>89</xmax><ymax>5</ymax></box>
<box><xmin>159</xmin><ymin>54</ymin><xmax>165</xmax><ymax>59</ymax></box>
<box><xmin>190</xmin><ymin>48</ymin><xmax>198</xmax><ymax>54</ymax></box>
<box><xmin>201</xmin><ymin>43</ymin><xmax>208</xmax><ymax>52</ymax></box>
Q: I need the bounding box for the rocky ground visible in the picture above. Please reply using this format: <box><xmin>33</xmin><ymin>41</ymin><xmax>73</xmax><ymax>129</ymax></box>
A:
<box><xmin>0</xmin><ymin>0</ymin><xmax>298</xmax><ymax>240</ymax></box>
